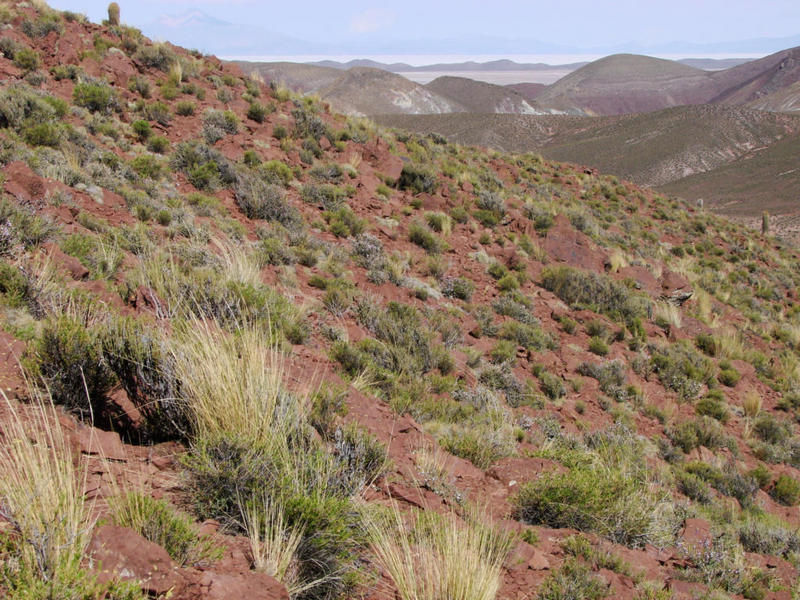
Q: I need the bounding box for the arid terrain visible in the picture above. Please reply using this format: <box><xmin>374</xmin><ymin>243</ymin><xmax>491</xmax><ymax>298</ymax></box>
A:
<box><xmin>0</xmin><ymin>3</ymin><xmax>800</xmax><ymax>600</ymax></box>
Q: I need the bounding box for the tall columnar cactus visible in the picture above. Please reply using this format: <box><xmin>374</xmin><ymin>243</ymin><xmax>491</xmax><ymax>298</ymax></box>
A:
<box><xmin>108</xmin><ymin>2</ymin><xmax>120</xmax><ymax>26</ymax></box>
<box><xmin>762</xmin><ymin>211</ymin><xmax>770</xmax><ymax>235</ymax></box>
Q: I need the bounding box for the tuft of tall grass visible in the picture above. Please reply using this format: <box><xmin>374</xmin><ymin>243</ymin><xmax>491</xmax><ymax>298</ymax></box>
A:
<box><xmin>241</xmin><ymin>496</ymin><xmax>305</xmax><ymax>595</ymax></box>
<box><xmin>366</xmin><ymin>504</ymin><xmax>514</xmax><ymax>600</ymax></box>
<box><xmin>0</xmin><ymin>390</ymin><xmax>92</xmax><ymax>585</ymax></box>
<box><xmin>170</xmin><ymin>319</ymin><xmax>298</xmax><ymax>446</ymax></box>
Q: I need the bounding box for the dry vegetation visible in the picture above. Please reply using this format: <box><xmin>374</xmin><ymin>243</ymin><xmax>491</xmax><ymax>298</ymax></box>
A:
<box><xmin>0</xmin><ymin>3</ymin><xmax>798</xmax><ymax>600</ymax></box>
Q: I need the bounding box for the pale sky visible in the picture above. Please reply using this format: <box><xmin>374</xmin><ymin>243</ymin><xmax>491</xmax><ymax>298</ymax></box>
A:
<box><xmin>47</xmin><ymin>0</ymin><xmax>800</xmax><ymax>54</ymax></box>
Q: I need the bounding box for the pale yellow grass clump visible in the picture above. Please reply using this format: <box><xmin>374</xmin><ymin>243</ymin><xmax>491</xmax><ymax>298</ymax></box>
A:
<box><xmin>242</xmin><ymin>496</ymin><xmax>305</xmax><ymax>595</ymax></box>
<box><xmin>653</xmin><ymin>300</ymin><xmax>682</xmax><ymax>330</ymax></box>
<box><xmin>607</xmin><ymin>249</ymin><xmax>629</xmax><ymax>273</ymax></box>
<box><xmin>743</xmin><ymin>390</ymin><xmax>762</xmax><ymax>419</ymax></box>
<box><xmin>0</xmin><ymin>390</ymin><xmax>92</xmax><ymax>582</ymax></box>
<box><xmin>171</xmin><ymin>319</ymin><xmax>302</xmax><ymax>447</ymax></box>
<box><xmin>366</xmin><ymin>504</ymin><xmax>514</xmax><ymax>600</ymax></box>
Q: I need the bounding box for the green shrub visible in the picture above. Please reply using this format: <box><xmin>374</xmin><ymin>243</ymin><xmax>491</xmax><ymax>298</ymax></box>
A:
<box><xmin>676</xmin><ymin>470</ymin><xmax>713</xmax><ymax>503</ymax></box>
<box><xmin>131</xmin><ymin>119</ymin><xmax>151</xmax><ymax>141</ymax></box>
<box><xmin>588</xmin><ymin>336</ymin><xmax>609</xmax><ymax>356</ymax></box>
<box><xmin>273</xmin><ymin>124</ymin><xmax>288</xmax><ymax>139</ymax></box>
<box><xmin>110</xmin><ymin>492</ymin><xmax>222</xmax><ymax>566</ymax></box>
<box><xmin>72</xmin><ymin>82</ymin><xmax>116</xmax><ymax>113</ymax></box>
<box><xmin>753</xmin><ymin>413</ymin><xmax>792</xmax><ymax>445</ymax></box>
<box><xmin>649</xmin><ymin>341</ymin><xmax>714</xmax><ymax>401</ymax></box>
<box><xmin>408</xmin><ymin>223</ymin><xmax>446</xmax><ymax>254</ymax></box>
<box><xmin>489</xmin><ymin>339</ymin><xmax>516</xmax><ymax>364</ymax></box>
<box><xmin>21</xmin><ymin>13</ymin><xmax>63</xmax><ymax>38</ymax></box>
<box><xmin>175</xmin><ymin>100</ymin><xmax>196</xmax><ymax>116</ymax></box>
<box><xmin>496</xmin><ymin>273</ymin><xmax>519</xmax><ymax>292</ymax></box>
<box><xmin>540</xmin><ymin>265</ymin><xmax>648</xmax><ymax>323</ymax></box>
<box><xmin>26</xmin><ymin>314</ymin><xmax>114</xmax><ymax>418</ymax></box>
<box><xmin>771</xmin><ymin>474</ymin><xmax>800</xmax><ymax>506</ymax></box>
<box><xmin>183</xmin><ymin>433</ymin><xmax>364</xmax><ymax>600</ymax></box>
<box><xmin>203</xmin><ymin>109</ymin><xmax>239</xmax><ymax>143</ymax></box>
<box><xmin>130</xmin><ymin>154</ymin><xmax>165</xmax><ymax>179</ymax></box>
<box><xmin>397</xmin><ymin>163</ymin><xmax>437</xmax><ymax>194</ymax></box>
<box><xmin>538</xmin><ymin>370</ymin><xmax>566</xmax><ymax>400</ymax></box>
<box><xmin>747</xmin><ymin>464</ymin><xmax>771</xmax><ymax>490</ymax></box>
<box><xmin>143</xmin><ymin>100</ymin><xmax>171</xmax><ymax>125</ymax></box>
<box><xmin>497</xmin><ymin>320</ymin><xmax>555</xmax><ymax>351</ymax></box>
<box><xmin>134</xmin><ymin>42</ymin><xmax>176</xmax><ymax>71</ymax></box>
<box><xmin>100</xmin><ymin>316</ymin><xmax>185</xmax><ymax>441</ymax></box>
<box><xmin>441</xmin><ymin>276</ymin><xmax>474</xmax><ymax>301</ymax></box>
<box><xmin>246</xmin><ymin>102</ymin><xmax>269</xmax><ymax>123</ymax></box>
<box><xmin>301</xmin><ymin>183</ymin><xmax>347</xmax><ymax>210</ymax></box>
<box><xmin>13</xmin><ymin>47</ymin><xmax>40</xmax><ymax>72</ymax></box>
<box><xmin>695</xmin><ymin>393</ymin><xmax>729</xmax><ymax>423</ymax></box>
<box><xmin>261</xmin><ymin>160</ymin><xmax>293</xmax><ymax>186</ymax></box>
<box><xmin>147</xmin><ymin>135</ymin><xmax>169</xmax><ymax>154</ymax></box>
<box><xmin>513</xmin><ymin>464</ymin><xmax>667</xmax><ymax>547</ymax></box>
<box><xmin>325</xmin><ymin>206</ymin><xmax>366</xmax><ymax>238</ymax></box>
<box><xmin>667</xmin><ymin>417</ymin><xmax>734</xmax><ymax>453</ymax></box>
<box><xmin>737</xmin><ymin>516</ymin><xmax>800</xmax><ymax>557</ymax></box>
<box><xmin>22</xmin><ymin>121</ymin><xmax>61</xmax><ymax>147</ymax></box>
<box><xmin>440</xmin><ymin>424</ymin><xmax>516</xmax><ymax>469</ymax></box>
<box><xmin>718</xmin><ymin>367</ymin><xmax>741</xmax><ymax>387</ymax></box>
<box><xmin>536</xmin><ymin>558</ymin><xmax>609</xmax><ymax>600</ymax></box>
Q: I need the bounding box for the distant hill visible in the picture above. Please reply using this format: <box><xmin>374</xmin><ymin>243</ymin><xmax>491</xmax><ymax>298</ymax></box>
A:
<box><xmin>234</xmin><ymin>61</ymin><xmax>342</xmax><ymax>94</ymax></box>
<box><xmin>308</xmin><ymin>58</ymin><xmax>588</xmax><ymax>72</ymax></box>
<box><xmin>374</xmin><ymin>105</ymin><xmax>800</xmax><ymax>215</ymax></box>
<box><xmin>505</xmin><ymin>83</ymin><xmax>547</xmax><ymax>102</ymax></box>
<box><xmin>533</xmin><ymin>54</ymin><xmax>717</xmax><ymax>115</ymax></box>
<box><xmin>530</xmin><ymin>47</ymin><xmax>800</xmax><ymax>116</ymax></box>
<box><xmin>425</xmin><ymin>76</ymin><xmax>545</xmax><ymax>114</ymax></box>
<box><xmin>709</xmin><ymin>46</ymin><xmax>800</xmax><ymax>106</ymax></box>
<box><xmin>676</xmin><ymin>57</ymin><xmax>753</xmax><ymax>70</ymax></box>
<box><xmin>317</xmin><ymin>67</ymin><xmax>464</xmax><ymax>115</ymax></box>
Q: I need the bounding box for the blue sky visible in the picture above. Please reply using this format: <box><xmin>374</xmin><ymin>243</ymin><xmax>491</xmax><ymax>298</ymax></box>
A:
<box><xmin>47</xmin><ymin>0</ymin><xmax>800</xmax><ymax>55</ymax></box>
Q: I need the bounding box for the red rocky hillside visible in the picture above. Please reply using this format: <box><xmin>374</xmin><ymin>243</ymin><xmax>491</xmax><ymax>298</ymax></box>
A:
<box><xmin>0</xmin><ymin>3</ymin><xmax>799</xmax><ymax>600</ymax></box>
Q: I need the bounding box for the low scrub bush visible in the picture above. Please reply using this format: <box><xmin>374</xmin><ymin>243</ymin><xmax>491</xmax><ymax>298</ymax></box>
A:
<box><xmin>441</xmin><ymin>276</ymin><xmax>474</xmax><ymax>301</ymax></box>
<box><xmin>515</xmin><ymin>426</ymin><xmax>678</xmax><ymax>547</ymax></box>
<box><xmin>72</xmin><ymin>82</ymin><xmax>116</xmax><ymax>113</ymax></box>
<box><xmin>235</xmin><ymin>177</ymin><xmax>300</xmax><ymax>227</ymax></box>
<box><xmin>25</xmin><ymin>312</ymin><xmax>114</xmax><ymax>419</ymax></box>
<box><xmin>110</xmin><ymin>491</ymin><xmax>222</xmax><ymax>566</ymax></box>
<box><xmin>536</xmin><ymin>558</ymin><xmax>608</xmax><ymax>600</ymax></box>
<box><xmin>667</xmin><ymin>417</ymin><xmax>736</xmax><ymax>454</ymax></box>
<box><xmin>770</xmin><ymin>474</ymin><xmax>800</xmax><ymax>506</ymax></box>
<box><xmin>134</xmin><ymin>42</ymin><xmax>177</xmax><ymax>71</ymax></box>
<box><xmin>397</xmin><ymin>163</ymin><xmax>437</xmax><ymax>194</ymax></box>
<box><xmin>408</xmin><ymin>223</ymin><xmax>447</xmax><ymax>254</ymax></box>
<box><xmin>649</xmin><ymin>341</ymin><xmax>714</xmax><ymax>402</ymax></box>
<box><xmin>540</xmin><ymin>265</ymin><xmax>648</xmax><ymax>323</ymax></box>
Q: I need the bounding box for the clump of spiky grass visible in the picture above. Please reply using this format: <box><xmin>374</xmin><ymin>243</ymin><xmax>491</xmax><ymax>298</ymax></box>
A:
<box><xmin>171</xmin><ymin>319</ymin><xmax>303</xmax><ymax>446</ymax></box>
<box><xmin>241</xmin><ymin>496</ymin><xmax>305</xmax><ymax>594</ymax></box>
<box><xmin>366</xmin><ymin>503</ymin><xmax>514</xmax><ymax>600</ymax></box>
<box><xmin>0</xmin><ymin>390</ymin><xmax>92</xmax><ymax>585</ymax></box>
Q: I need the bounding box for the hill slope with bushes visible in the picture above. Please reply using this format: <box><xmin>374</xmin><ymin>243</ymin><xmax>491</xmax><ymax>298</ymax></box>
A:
<box><xmin>0</xmin><ymin>3</ymin><xmax>799</xmax><ymax>600</ymax></box>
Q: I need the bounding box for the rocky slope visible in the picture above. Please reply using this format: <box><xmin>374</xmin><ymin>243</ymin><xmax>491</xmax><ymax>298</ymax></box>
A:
<box><xmin>0</xmin><ymin>4</ymin><xmax>799</xmax><ymax>600</ymax></box>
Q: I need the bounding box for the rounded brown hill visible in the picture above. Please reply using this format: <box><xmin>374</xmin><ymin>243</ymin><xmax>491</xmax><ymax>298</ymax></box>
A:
<box><xmin>534</xmin><ymin>53</ymin><xmax>717</xmax><ymax>115</ymax></box>
<box><xmin>425</xmin><ymin>75</ymin><xmax>545</xmax><ymax>114</ymax></box>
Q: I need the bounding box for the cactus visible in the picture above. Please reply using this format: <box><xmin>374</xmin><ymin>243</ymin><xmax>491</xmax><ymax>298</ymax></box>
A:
<box><xmin>762</xmin><ymin>211</ymin><xmax>770</xmax><ymax>235</ymax></box>
<box><xmin>108</xmin><ymin>2</ymin><xmax>120</xmax><ymax>26</ymax></box>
